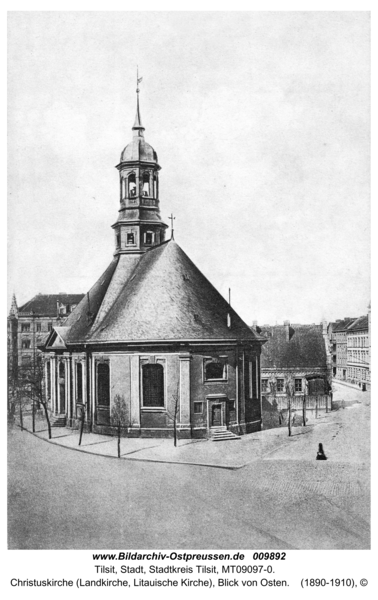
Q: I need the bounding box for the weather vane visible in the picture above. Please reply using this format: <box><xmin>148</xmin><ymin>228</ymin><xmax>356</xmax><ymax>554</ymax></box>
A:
<box><xmin>136</xmin><ymin>66</ymin><xmax>143</xmax><ymax>93</ymax></box>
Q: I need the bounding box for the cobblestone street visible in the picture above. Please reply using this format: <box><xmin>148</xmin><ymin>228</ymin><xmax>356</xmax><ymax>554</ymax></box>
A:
<box><xmin>8</xmin><ymin>382</ymin><xmax>369</xmax><ymax>550</ymax></box>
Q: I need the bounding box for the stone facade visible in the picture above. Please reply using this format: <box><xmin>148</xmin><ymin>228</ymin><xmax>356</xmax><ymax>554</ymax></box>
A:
<box><xmin>43</xmin><ymin>345</ymin><xmax>263</xmax><ymax>438</ymax></box>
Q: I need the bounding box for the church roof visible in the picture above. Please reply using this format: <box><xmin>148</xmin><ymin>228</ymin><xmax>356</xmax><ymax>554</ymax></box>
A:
<box><xmin>64</xmin><ymin>240</ymin><xmax>261</xmax><ymax>346</ymax></box>
<box><xmin>260</xmin><ymin>324</ymin><xmax>327</xmax><ymax>369</ymax></box>
<box><xmin>63</xmin><ymin>258</ymin><xmax>119</xmax><ymax>342</ymax></box>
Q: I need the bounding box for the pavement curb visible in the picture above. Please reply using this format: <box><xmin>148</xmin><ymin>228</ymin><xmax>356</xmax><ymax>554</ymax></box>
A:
<box><xmin>12</xmin><ymin>424</ymin><xmax>245</xmax><ymax>471</ymax></box>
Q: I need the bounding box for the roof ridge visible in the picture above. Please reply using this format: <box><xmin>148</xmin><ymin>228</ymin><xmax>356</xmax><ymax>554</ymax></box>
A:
<box><xmin>90</xmin><ymin>253</ymin><xmax>143</xmax><ymax>333</ymax></box>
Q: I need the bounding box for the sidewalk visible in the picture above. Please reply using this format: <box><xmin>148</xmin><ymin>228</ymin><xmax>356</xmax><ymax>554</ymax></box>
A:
<box><xmin>333</xmin><ymin>378</ymin><xmax>369</xmax><ymax>392</ymax></box>
<box><xmin>14</xmin><ymin>393</ymin><xmax>366</xmax><ymax>470</ymax></box>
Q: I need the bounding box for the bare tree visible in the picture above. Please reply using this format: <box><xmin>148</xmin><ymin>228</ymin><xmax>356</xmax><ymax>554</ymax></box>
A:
<box><xmin>27</xmin><ymin>354</ymin><xmax>52</xmax><ymax>439</ymax></box>
<box><xmin>303</xmin><ymin>379</ymin><xmax>308</xmax><ymax>426</ymax></box>
<box><xmin>268</xmin><ymin>375</ymin><xmax>278</xmax><ymax>425</ymax></box>
<box><xmin>9</xmin><ymin>353</ymin><xmax>52</xmax><ymax>438</ymax></box>
<box><xmin>111</xmin><ymin>394</ymin><xmax>128</xmax><ymax>458</ymax></box>
<box><xmin>326</xmin><ymin>373</ymin><xmax>333</xmax><ymax>413</ymax></box>
<box><xmin>8</xmin><ymin>376</ymin><xmax>28</xmax><ymax>432</ymax></box>
<box><xmin>78</xmin><ymin>406</ymin><xmax>85</xmax><ymax>446</ymax></box>
<box><xmin>284</xmin><ymin>373</ymin><xmax>295</xmax><ymax>437</ymax></box>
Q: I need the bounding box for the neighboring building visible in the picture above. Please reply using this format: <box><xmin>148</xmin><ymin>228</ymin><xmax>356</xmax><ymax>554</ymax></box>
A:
<box><xmin>327</xmin><ymin>320</ymin><xmax>339</xmax><ymax>377</ymax></box>
<box><xmin>40</xmin><ymin>88</ymin><xmax>265</xmax><ymax>439</ymax></box>
<box><xmin>332</xmin><ymin>317</ymin><xmax>357</xmax><ymax>381</ymax></box>
<box><xmin>8</xmin><ymin>293</ymin><xmax>84</xmax><ymax>369</ymax></box>
<box><xmin>346</xmin><ymin>315</ymin><xmax>370</xmax><ymax>390</ymax></box>
<box><xmin>255</xmin><ymin>320</ymin><xmax>331</xmax><ymax>412</ymax></box>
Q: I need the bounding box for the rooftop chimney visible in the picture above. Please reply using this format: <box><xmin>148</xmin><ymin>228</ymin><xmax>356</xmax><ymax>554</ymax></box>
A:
<box><xmin>252</xmin><ymin>320</ymin><xmax>258</xmax><ymax>328</ymax></box>
<box><xmin>284</xmin><ymin>320</ymin><xmax>290</xmax><ymax>342</ymax></box>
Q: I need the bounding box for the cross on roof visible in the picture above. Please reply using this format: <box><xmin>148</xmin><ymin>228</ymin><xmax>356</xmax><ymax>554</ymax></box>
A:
<box><xmin>168</xmin><ymin>213</ymin><xmax>176</xmax><ymax>240</ymax></box>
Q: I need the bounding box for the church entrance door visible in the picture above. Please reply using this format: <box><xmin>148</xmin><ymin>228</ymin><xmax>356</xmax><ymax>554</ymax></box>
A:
<box><xmin>211</xmin><ymin>404</ymin><xmax>222</xmax><ymax>427</ymax></box>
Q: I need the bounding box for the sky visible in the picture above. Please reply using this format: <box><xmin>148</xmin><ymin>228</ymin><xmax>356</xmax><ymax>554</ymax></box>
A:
<box><xmin>7</xmin><ymin>11</ymin><xmax>370</xmax><ymax>325</ymax></box>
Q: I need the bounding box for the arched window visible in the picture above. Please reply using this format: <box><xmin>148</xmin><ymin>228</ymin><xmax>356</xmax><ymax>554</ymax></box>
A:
<box><xmin>142</xmin><ymin>172</ymin><xmax>150</xmax><ymax>196</ymax></box>
<box><xmin>76</xmin><ymin>362</ymin><xmax>83</xmax><ymax>403</ymax></box>
<box><xmin>97</xmin><ymin>363</ymin><xmax>110</xmax><ymax>406</ymax></box>
<box><xmin>128</xmin><ymin>174</ymin><xmax>136</xmax><ymax>197</ymax></box>
<box><xmin>142</xmin><ymin>364</ymin><xmax>164</xmax><ymax>407</ymax></box>
<box><xmin>204</xmin><ymin>358</ymin><xmax>227</xmax><ymax>381</ymax></box>
<box><xmin>153</xmin><ymin>173</ymin><xmax>158</xmax><ymax>198</ymax></box>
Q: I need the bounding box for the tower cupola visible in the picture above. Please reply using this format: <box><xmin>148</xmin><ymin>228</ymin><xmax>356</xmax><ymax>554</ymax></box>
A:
<box><xmin>112</xmin><ymin>78</ymin><xmax>167</xmax><ymax>255</ymax></box>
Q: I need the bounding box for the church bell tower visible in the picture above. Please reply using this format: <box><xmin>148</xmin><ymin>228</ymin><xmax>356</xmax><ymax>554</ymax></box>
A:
<box><xmin>112</xmin><ymin>80</ymin><xmax>168</xmax><ymax>255</ymax></box>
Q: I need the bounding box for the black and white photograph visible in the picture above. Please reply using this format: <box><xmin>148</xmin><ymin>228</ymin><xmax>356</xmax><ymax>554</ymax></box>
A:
<box><xmin>6</xmin><ymin>7</ymin><xmax>374</xmax><ymax>593</ymax></box>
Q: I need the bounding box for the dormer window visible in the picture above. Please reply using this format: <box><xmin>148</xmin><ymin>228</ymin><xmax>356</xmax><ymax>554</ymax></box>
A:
<box><xmin>144</xmin><ymin>231</ymin><xmax>154</xmax><ymax>245</ymax></box>
<box><xmin>127</xmin><ymin>233</ymin><xmax>135</xmax><ymax>245</ymax></box>
<box><xmin>128</xmin><ymin>174</ymin><xmax>136</xmax><ymax>197</ymax></box>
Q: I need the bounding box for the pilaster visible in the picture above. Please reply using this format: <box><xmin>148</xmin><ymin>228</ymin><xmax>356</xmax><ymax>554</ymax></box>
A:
<box><xmin>64</xmin><ymin>353</ymin><xmax>71</xmax><ymax>420</ymax></box>
<box><xmin>130</xmin><ymin>355</ymin><xmax>141</xmax><ymax>430</ymax></box>
<box><xmin>50</xmin><ymin>354</ymin><xmax>57</xmax><ymax>414</ymax></box>
<box><xmin>178</xmin><ymin>353</ymin><xmax>192</xmax><ymax>434</ymax></box>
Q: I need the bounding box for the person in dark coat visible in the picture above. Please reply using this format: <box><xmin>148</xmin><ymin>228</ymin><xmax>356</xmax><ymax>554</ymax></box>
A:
<box><xmin>316</xmin><ymin>443</ymin><xmax>327</xmax><ymax>460</ymax></box>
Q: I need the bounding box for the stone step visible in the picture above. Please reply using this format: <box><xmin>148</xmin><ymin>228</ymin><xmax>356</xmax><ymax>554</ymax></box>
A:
<box><xmin>211</xmin><ymin>429</ymin><xmax>241</xmax><ymax>441</ymax></box>
<box><xmin>51</xmin><ymin>416</ymin><xmax>67</xmax><ymax>427</ymax></box>
<box><xmin>212</xmin><ymin>435</ymin><xmax>241</xmax><ymax>441</ymax></box>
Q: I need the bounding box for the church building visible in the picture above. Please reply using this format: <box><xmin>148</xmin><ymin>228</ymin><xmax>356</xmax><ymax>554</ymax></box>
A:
<box><xmin>41</xmin><ymin>87</ymin><xmax>265</xmax><ymax>439</ymax></box>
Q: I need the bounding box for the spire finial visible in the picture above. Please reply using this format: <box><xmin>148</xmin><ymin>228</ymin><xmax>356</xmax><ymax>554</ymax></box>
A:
<box><xmin>133</xmin><ymin>66</ymin><xmax>145</xmax><ymax>135</ymax></box>
<box><xmin>9</xmin><ymin>292</ymin><xmax>18</xmax><ymax>317</ymax></box>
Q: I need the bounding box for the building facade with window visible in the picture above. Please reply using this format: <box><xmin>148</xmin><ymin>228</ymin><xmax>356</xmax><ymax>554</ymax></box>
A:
<box><xmin>346</xmin><ymin>314</ymin><xmax>370</xmax><ymax>390</ymax></box>
<box><xmin>7</xmin><ymin>293</ymin><xmax>84</xmax><ymax>369</ymax></box>
<box><xmin>255</xmin><ymin>321</ymin><xmax>331</xmax><ymax>412</ymax></box>
<box><xmin>332</xmin><ymin>317</ymin><xmax>357</xmax><ymax>381</ymax></box>
<box><xmin>40</xmin><ymin>90</ymin><xmax>265</xmax><ymax>438</ymax></box>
